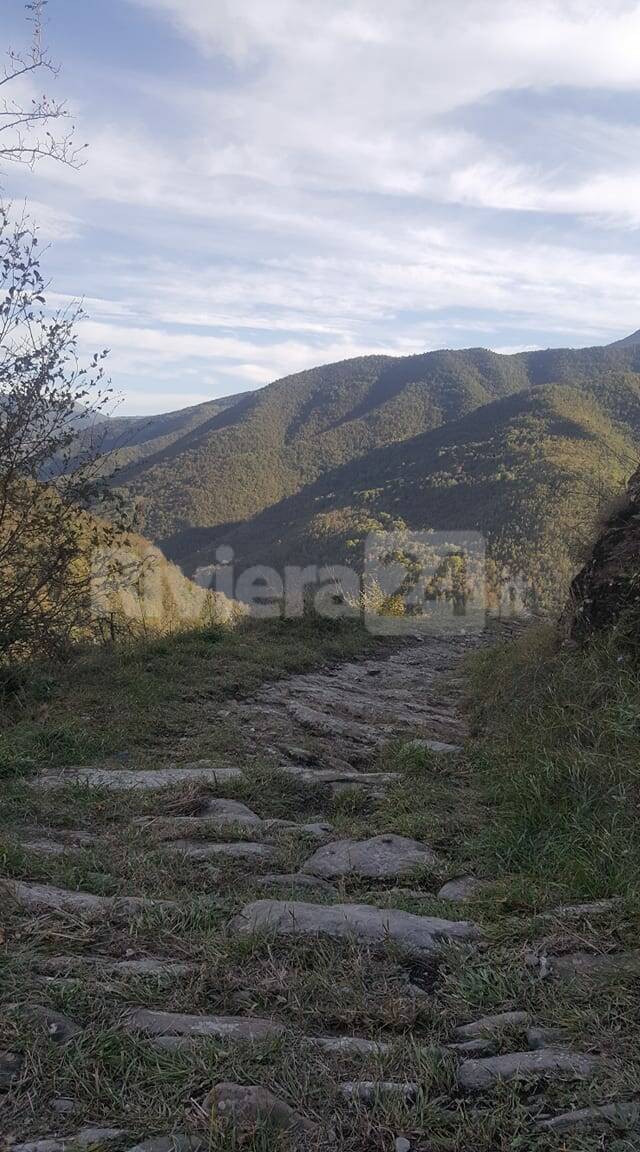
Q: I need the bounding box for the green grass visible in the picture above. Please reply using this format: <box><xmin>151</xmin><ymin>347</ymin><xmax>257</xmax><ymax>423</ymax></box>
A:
<box><xmin>0</xmin><ymin>615</ymin><xmax>386</xmax><ymax>777</ymax></box>
<box><xmin>2</xmin><ymin>617</ymin><xmax>640</xmax><ymax>1149</ymax></box>
<box><xmin>466</xmin><ymin>624</ymin><xmax>640</xmax><ymax>901</ymax></box>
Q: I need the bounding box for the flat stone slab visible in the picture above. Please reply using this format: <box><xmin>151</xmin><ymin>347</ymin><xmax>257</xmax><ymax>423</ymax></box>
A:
<box><xmin>438</xmin><ymin>876</ymin><xmax>490</xmax><ymax>902</ymax></box>
<box><xmin>277</xmin><ymin>766</ymin><xmax>399</xmax><ymax>787</ymax></box>
<box><xmin>35</xmin><ymin>767</ymin><xmax>242</xmax><ymax>791</ymax></box>
<box><xmin>341</xmin><ymin>1081</ymin><xmax>418</xmax><ymax>1104</ymax></box>
<box><xmin>164</xmin><ymin>840</ymin><xmax>274</xmax><ymax>861</ymax></box>
<box><xmin>207</xmin><ymin>1082</ymin><xmax>315</xmax><ymax>1136</ymax></box>
<box><xmin>229</xmin><ymin>900</ymin><xmax>481</xmax><ymax>955</ymax></box>
<box><xmin>539</xmin><ymin>1102</ymin><xmax>640</xmax><ymax>1133</ymax></box>
<box><xmin>125</xmin><ymin>1008</ymin><xmax>283</xmax><ymax>1042</ymax></box>
<box><xmin>310</xmin><ymin>1036</ymin><xmax>390</xmax><ymax>1056</ymax></box>
<box><xmin>455</xmin><ymin>1011</ymin><xmax>529</xmax><ymax>1039</ymax></box>
<box><xmin>287</xmin><ymin>702</ymin><xmax>380</xmax><ymax>743</ymax></box>
<box><xmin>12</xmin><ymin>1131</ymin><xmax>127</xmax><ymax>1152</ymax></box>
<box><xmin>527</xmin><ymin>1025</ymin><xmax>566</xmax><ymax>1050</ymax></box>
<box><xmin>35</xmin><ymin>955</ymin><xmax>195</xmax><ymax>978</ymax></box>
<box><xmin>14</xmin><ymin>830</ymin><xmax>97</xmax><ymax>856</ymax></box>
<box><xmin>262</xmin><ymin>819</ymin><xmax>334</xmax><ymax>839</ymax></box>
<box><xmin>255</xmin><ymin>873</ymin><xmax>335</xmax><ymax>893</ymax></box>
<box><xmin>542</xmin><ymin>899</ymin><xmax>618</xmax><ymax>920</ymax></box>
<box><xmin>548</xmin><ymin>950</ymin><xmax>640</xmax><ymax>980</ymax></box>
<box><xmin>448</xmin><ymin>1038</ymin><xmax>496</xmax><ymax>1057</ymax></box>
<box><xmin>458</xmin><ymin>1048</ymin><xmax>600</xmax><ymax>1091</ymax></box>
<box><xmin>125</xmin><ymin>1138</ymin><xmax>204</xmax><ymax>1152</ymax></box>
<box><xmin>302</xmin><ymin>834</ymin><xmax>440</xmax><ymax>880</ymax></box>
<box><xmin>199</xmin><ymin>798</ymin><xmax>262</xmax><ymax>824</ymax></box>
<box><xmin>22</xmin><ymin>1005</ymin><xmax>82</xmax><ymax>1044</ymax></box>
<box><xmin>3</xmin><ymin>881</ymin><xmax>177</xmax><ymax>918</ymax></box>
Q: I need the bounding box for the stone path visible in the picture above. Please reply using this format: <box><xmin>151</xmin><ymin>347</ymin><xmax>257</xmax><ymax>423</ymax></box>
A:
<box><xmin>1</xmin><ymin>632</ymin><xmax>637</xmax><ymax>1150</ymax></box>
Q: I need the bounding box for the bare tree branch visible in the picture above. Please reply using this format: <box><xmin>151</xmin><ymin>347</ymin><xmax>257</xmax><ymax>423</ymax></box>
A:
<box><xmin>0</xmin><ymin>1</ymin><xmax>87</xmax><ymax>172</ymax></box>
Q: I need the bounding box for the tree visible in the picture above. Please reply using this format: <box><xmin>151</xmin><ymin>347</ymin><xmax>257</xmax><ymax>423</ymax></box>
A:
<box><xmin>0</xmin><ymin>209</ymin><xmax>123</xmax><ymax>660</ymax></box>
<box><xmin>0</xmin><ymin>6</ymin><xmax>124</xmax><ymax>662</ymax></box>
<box><xmin>1</xmin><ymin>0</ymin><xmax>86</xmax><ymax>171</ymax></box>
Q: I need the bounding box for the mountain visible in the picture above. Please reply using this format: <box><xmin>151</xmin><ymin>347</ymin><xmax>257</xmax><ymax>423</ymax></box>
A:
<box><xmin>110</xmin><ymin>343</ymin><xmax>640</xmax><ymax>541</ymax></box>
<box><xmin>607</xmin><ymin>329</ymin><xmax>640</xmax><ymax>348</ymax></box>
<box><xmin>177</xmin><ymin>377</ymin><xmax>640</xmax><ymax>609</ymax></box>
<box><xmin>101</xmin><ymin>339</ymin><xmax>640</xmax><ymax>609</ymax></box>
<box><xmin>87</xmin><ymin>391</ymin><xmax>250</xmax><ymax>471</ymax></box>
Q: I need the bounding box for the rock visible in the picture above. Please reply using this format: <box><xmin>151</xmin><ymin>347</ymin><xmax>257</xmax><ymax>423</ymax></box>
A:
<box><xmin>125</xmin><ymin>1008</ymin><xmax>283</xmax><ymax>1043</ymax></box>
<box><xmin>548</xmin><ymin>950</ymin><xmax>640</xmax><ymax>980</ymax></box>
<box><xmin>15</xmin><ymin>838</ymin><xmax>75</xmax><ymax>856</ymax></box>
<box><xmin>281</xmin><ymin>746</ymin><xmax>318</xmax><ymax>763</ymax></box>
<box><xmin>207</xmin><ymin>1082</ymin><xmax>314</xmax><ymax>1136</ymax></box>
<box><xmin>395</xmin><ymin>1139</ymin><xmax>411</xmax><ymax>1152</ymax></box>
<box><xmin>527</xmin><ymin>1025</ymin><xmax>566</xmax><ymax>1050</ymax></box>
<box><xmin>278</xmin><ymin>765</ymin><xmax>399</xmax><ymax>787</ymax></box>
<box><xmin>230</xmin><ymin>900</ymin><xmax>482</xmax><ymax>955</ymax></box>
<box><xmin>35</xmin><ymin>955</ymin><xmax>194</xmax><ymax>978</ymax></box>
<box><xmin>125</xmin><ymin>1138</ymin><xmax>204</xmax><ymax>1152</ymax></box>
<box><xmin>164</xmin><ymin>840</ymin><xmax>274</xmax><ymax>861</ymax></box>
<box><xmin>407</xmin><ymin>738</ymin><xmax>461</xmax><ymax>754</ymax></box>
<box><xmin>309</xmin><ymin>1036</ymin><xmax>390</xmax><ymax>1056</ymax></box>
<box><xmin>564</xmin><ymin>463</ymin><xmax>640</xmax><ymax>640</ymax></box>
<box><xmin>0</xmin><ymin>1049</ymin><xmax>22</xmax><ymax>1088</ymax></box>
<box><xmin>35</xmin><ymin>766</ymin><xmax>242</xmax><ymax>791</ymax></box>
<box><xmin>287</xmin><ymin>702</ymin><xmax>380</xmax><ymax>744</ymax></box>
<box><xmin>538</xmin><ymin>1102</ymin><xmax>640</xmax><ymax>1133</ymax></box>
<box><xmin>330</xmin><ymin>782</ymin><xmax>387</xmax><ymax>799</ymax></box>
<box><xmin>12</xmin><ymin>1130</ymin><xmax>128</xmax><ymax>1152</ymax></box>
<box><xmin>302</xmin><ymin>834</ymin><xmax>440</xmax><ymax>880</ymax></box>
<box><xmin>542</xmin><ymin>899</ymin><xmax>618</xmax><ymax>919</ymax></box>
<box><xmin>458</xmin><ymin>1048</ymin><xmax>600</xmax><ymax>1091</ymax></box>
<box><xmin>448</xmin><ymin>1038</ymin><xmax>497</xmax><ymax>1056</ymax></box>
<box><xmin>3</xmin><ymin>881</ymin><xmax>177</xmax><ymax>919</ymax></box>
<box><xmin>454</xmin><ymin>1011</ymin><xmax>529</xmax><ymax>1040</ymax></box>
<box><xmin>255</xmin><ymin>873</ymin><xmax>335</xmax><ymax>893</ymax></box>
<box><xmin>23</xmin><ymin>1005</ymin><xmax>82</xmax><ymax>1044</ymax></box>
<box><xmin>300</xmin><ymin>822</ymin><xmax>334</xmax><ymax>838</ymax></box>
<box><xmin>341</xmin><ymin>1081</ymin><xmax>418</xmax><ymax>1104</ymax></box>
<box><xmin>437</xmin><ymin>876</ymin><xmax>489</xmax><ymax>902</ymax></box>
<box><xmin>199</xmin><ymin>798</ymin><xmax>262</xmax><ymax>825</ymax></box>
<box><xmin>51</xmin><ymin>1098</ymin><xmax>77</xmax><ymax>1115</ymax></box>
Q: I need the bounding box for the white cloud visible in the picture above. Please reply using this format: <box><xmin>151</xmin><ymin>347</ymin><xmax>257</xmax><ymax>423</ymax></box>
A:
<box><xmin>6</xmin><ymin>0</ymin><xmax>640</xmax><ymax>413</ymax></box>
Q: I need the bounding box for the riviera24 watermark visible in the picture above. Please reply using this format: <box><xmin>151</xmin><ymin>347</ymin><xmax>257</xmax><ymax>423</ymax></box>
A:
<box><xmin>91</xmin><ymin>530</ymin><xmax>488</xmax><ymax>636</ymax></box>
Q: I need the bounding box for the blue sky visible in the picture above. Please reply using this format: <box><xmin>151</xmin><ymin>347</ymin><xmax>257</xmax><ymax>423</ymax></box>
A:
<box><xmin>4</xmin><ymin>0</ymin><xmax>640</xmax><ymax>415</ymax></box>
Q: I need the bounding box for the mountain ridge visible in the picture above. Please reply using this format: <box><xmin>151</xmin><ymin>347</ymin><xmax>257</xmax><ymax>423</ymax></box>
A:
<box><xmin>109</xmin><ymin>341</ymin><xmax>640</xmax><ymax>541</ymax></box>
<box><xmin>97</xmin><ymin>335</ymin><xmax>640</xmax><ymax>608</ymax></box>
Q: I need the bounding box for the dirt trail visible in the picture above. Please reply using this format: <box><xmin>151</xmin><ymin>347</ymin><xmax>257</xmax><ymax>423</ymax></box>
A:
<box><xmin>1</xmin><ymin>632</ymin><xmax>633</xmax><ymax>1150</ymax></box>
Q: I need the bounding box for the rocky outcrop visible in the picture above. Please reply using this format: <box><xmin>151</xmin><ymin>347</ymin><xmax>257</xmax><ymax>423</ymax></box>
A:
<box><xmin>564</xmin><ymin>464</ymin><xmax>640</xmax><ymax>642</ymax></box>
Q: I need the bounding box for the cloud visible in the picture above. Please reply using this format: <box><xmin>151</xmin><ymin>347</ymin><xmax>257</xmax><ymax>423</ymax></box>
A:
<box><xmin>5</xmin><ymin>0</ymin><xmax>640</xmax><ymax>414</ymax></box>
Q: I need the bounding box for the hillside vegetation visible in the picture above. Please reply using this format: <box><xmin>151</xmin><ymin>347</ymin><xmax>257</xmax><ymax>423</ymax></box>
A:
<box><xmin>180</xmin><ymin>376</ymin><xmax>640</xmax><ymax>610</ymax></box>
<box><xmin>111</xmin><ymin>343</ymin><xmax>640</xmax><ymax>547</ymax></box>
<box><xmin>101</xmin><ymin>341</ymin><xmax>640</xmax><ymax>609</ymax></box>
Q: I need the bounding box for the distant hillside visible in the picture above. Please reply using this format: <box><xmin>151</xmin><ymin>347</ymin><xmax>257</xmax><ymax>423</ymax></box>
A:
<box><xmin>90</xmin><ymin>391</ymin><xmax>250</xmax><ymax>472</ymax></box>
<box><xmin>175</xmin><ymin>374</ymin><xmax>640</xmax><ymax>610</ymax></box>
<box><xmin>108</xmin><ymin>343</ymin><xmax>640</xmax><ymax>551</ymax></box>
<box><xmin>607</xmin><ymin>329</ymin><xmax>640</xmax><ymax>348</ymax></box>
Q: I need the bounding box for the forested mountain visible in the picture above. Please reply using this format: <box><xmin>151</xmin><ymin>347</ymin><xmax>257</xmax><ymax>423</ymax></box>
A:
<box><xmin>110</xmin><ymin>343</ymin><xmax>640</xmax><ymax>545</ymax></box>
<box><xmin>174</xmin><ymin>377</ymin><xmax>639</xmax><ymax>607</ymax></box>
<box><xmin>100</xmin><ymin>339</ymin><xmax>640</xmax><ymax>608</ymax></box>
<box><xmin>93</xmin><ymin>391</ymin><xmax>250</xmax><ymax>471</ymax></box>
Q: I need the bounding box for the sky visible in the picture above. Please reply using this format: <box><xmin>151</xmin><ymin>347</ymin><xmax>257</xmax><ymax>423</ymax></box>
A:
<box><xmin>3</xmin><ymin>0</ymin><xmax>640</xmax><ymax>416</ymax></box>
